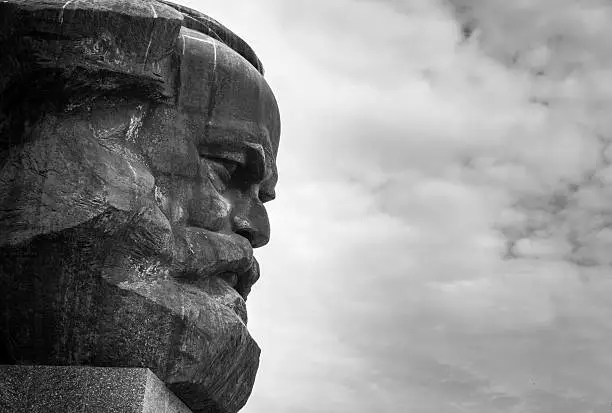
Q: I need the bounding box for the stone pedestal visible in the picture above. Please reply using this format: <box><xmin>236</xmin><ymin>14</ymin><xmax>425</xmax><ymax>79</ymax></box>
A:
<box><xmin>0</xmin><ymin>365</ymin><xmax>192</xmax><ymax>413</ymax></box>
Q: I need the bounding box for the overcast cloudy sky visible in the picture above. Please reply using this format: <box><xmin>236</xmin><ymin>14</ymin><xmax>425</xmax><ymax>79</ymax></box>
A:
<box><xmin>181</xmin><ymin>1</ymin><xmax>612</xmax><ymax>411</ymax></box>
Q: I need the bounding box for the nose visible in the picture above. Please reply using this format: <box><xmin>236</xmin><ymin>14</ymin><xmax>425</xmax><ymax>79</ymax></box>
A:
<box><xmin>231</xmin><ymin>198</ymin><xmax>270</xmax><ymax>248</ymax></box>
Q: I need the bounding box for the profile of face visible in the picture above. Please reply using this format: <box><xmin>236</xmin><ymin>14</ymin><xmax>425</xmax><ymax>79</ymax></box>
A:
<box><xmin>0</xmin><ymin>7</ymin><xmax>280</xmax><ymax>412</ymax></box>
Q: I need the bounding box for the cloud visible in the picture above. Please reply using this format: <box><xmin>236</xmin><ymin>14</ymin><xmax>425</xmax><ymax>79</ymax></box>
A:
<box><xmin>180</xmin><ymin>0</ymin><xmax>612</xmax><ymax>411</ymax></box>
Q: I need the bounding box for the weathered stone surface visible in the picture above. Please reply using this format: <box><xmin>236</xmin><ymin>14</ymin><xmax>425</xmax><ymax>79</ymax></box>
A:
<box><xmin>0</xmin><ymin>1</ymin><xmax>281</xmax><ymax>412</ymax></box>
<box><xmin>0</xmin><ymin>365</ymin><xmax>192</xmax><ymax>412</ymax></box>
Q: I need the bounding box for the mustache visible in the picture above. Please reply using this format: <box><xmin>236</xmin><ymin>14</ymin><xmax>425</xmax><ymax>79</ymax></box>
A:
<box><xmin>172</xmin><ymin>227</ymin><xmax>255</xmax><ymax>279</ymax></box>
<box><xmin>97</xmin><ymin>202</ymin><xmax>261</xmax><ymax>297</ymax></box>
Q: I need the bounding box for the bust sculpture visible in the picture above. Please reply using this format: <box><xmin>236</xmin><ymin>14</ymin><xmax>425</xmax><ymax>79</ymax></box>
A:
<box><xmin>0</xmin><ymin>1</ymin><xmax>280</xmax><ymax>412</ymax></box>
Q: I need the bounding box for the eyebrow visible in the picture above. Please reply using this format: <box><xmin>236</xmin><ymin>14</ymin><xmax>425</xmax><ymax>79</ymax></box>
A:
<box><xmin>198</xmin><ymin>136</ymin><xmax>276</xmax><ymax>200</ymax></box>
<box><xmin>200</xmin><ymin>123</ymin><xmax>272</xmax><ymax>150</ymax></box>
<box><xmin>199</xmin><ymin>138</ymin><xmax>265</xmax><ymax>168</ymax></box>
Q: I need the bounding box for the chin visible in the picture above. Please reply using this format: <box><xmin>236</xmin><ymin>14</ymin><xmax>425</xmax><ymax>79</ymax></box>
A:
<box><xmin>106</xmin><ymin>274</ymin><xmax>261</xmax><ymax>413</ymax></box>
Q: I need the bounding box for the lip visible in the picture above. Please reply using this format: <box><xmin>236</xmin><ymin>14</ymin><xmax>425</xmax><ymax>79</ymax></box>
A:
<box><xmin>173</xmin><ymin>227</ymin><xmax>262</xmax><ymax>315</ymax></box>
<box><xmin>216</xmin><ymin>258</ymin><xmax>260</xmax><ymax>301</ymax></box>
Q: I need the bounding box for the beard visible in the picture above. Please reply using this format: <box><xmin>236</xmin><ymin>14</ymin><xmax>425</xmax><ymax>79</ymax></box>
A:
<box><xmin>0</xmin><ymin>202</ymin><xmax>262</xmax><ymax>413</ymax></box>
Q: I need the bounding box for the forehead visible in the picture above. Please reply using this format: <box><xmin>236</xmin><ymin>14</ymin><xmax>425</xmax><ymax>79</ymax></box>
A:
<box><xmin>177</xmin><ymin>28</ymin><xmax>280</xmax><ymax>159</ymax></box>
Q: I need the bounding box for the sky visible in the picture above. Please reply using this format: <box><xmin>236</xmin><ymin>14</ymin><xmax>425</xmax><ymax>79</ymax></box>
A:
<box><xmin>180</xmin><ymin>1</ymin><xmax>612</xmax><ymax>412</ymax></box>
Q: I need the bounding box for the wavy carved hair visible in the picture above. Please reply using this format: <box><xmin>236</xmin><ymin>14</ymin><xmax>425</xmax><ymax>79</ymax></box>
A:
<box><xmin>0</xmin><ymin>0</ymin><xmax>264</xmax><ymax>164</ymax></box>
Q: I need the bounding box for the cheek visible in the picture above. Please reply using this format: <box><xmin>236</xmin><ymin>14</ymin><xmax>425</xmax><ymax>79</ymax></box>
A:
<box><xmin>154</xmin><ymin>174</ymin><xmax>232</xmax><ymax>232</ymax></box>
<box><xmin>186</xmin><ymin>178</ymin><xmax>232</xmax><ymax>231</ymax></box>
<box><xmin>0</xmin><ymin>115</ymin><xmax>156</xmax><ymax>245</ymax></box>
<box><xmin>154</xmin><ymin>185</ymin><xmax>174</xmax><ymax>220</ymax></box>
<box><xmin>0</xmin><ymin>138</ymin><xmax>107</xmax><ymax>245</ymax></box>
<box><xmin>153</xmin><ymin>178</ymin><xmax>187</xmax><ymax>224</ymax></box>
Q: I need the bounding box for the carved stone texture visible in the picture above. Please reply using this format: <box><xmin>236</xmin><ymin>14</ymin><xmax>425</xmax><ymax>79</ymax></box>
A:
<box><xmin>0</xmin><ymin>365</ymin><xmax>192</xmax><ymax>413</ymax></box>
<box><xmin>0</xmin><ymin>1</ymin><xmax>281</xmax><ymax>413</ymax></box>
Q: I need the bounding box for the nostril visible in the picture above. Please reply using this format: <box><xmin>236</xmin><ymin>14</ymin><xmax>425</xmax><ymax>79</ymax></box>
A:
<box><xmin>232</xmin><ymin>215</ymin><xmax>269</xmax><ymax>248</ymax></box>
<box><xmin>235</xmin><ymin>227</ymin><xmax>268</xmax><ymax>248</ymax></box>
<box><xmin>236</xmin><ymin>228</ymin><xmax>255</xmax><ymax>245</ymax></box>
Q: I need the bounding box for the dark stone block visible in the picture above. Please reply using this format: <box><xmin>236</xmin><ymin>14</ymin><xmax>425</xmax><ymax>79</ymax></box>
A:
<box><xmin>0</xmin><ymin>365</ymin><xmax>192</xmax><ymax>413</ymax></box>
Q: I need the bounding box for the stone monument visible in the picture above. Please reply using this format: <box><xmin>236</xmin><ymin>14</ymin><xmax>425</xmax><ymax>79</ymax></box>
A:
<box><xmin>0</xmin><ymin>1</ymin><xmax>281</xmax><ymax>412</ymax></box>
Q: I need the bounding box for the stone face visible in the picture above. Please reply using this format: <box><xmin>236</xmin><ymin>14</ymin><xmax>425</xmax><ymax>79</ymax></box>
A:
<box><xmin>0</xmin><ymin>1</ymin><xmax>280</xmax><ymax>412</ymax></box>
<box><xmin>0</xmin><ymin>365</ymin><xmax>192</xmax><ymax>413</ymax></box>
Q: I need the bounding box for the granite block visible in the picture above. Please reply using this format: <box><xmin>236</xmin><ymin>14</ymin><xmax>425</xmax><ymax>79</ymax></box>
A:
<box><xmin>0</xmin><ymin>365</ymin><xmax>192</xmax><ymax>413</ymax></box>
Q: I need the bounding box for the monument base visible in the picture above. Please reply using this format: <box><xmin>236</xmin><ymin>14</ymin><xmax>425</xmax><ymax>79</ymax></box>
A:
<box><xmin>0</xmin><ymin>365</ymin><xmax>192</xmax><ymax>413</ymax></box>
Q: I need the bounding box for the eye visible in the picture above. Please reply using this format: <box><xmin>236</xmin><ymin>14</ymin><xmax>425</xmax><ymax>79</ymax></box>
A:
<box><xmin>205</xmin><ymin>156</ymin><xmax>241</xmax><ymax>182</ymax></box>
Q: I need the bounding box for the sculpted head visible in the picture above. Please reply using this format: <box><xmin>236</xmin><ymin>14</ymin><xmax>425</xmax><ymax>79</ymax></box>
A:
<box><xmin>0</xmin><ymin>1</ymin><xmax>279</xmax><ymax>412</ymax></box>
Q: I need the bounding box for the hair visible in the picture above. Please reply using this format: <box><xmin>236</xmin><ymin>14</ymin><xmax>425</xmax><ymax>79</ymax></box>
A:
<box><xmin>157</xmin><ymin>0</ymin><xmax>264</xmax><ymax>75</ymax></box>
<box><xmin>0</xmin><ymin>0</ymin><xmax>264</xmax><ymax>161</ymax></box>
